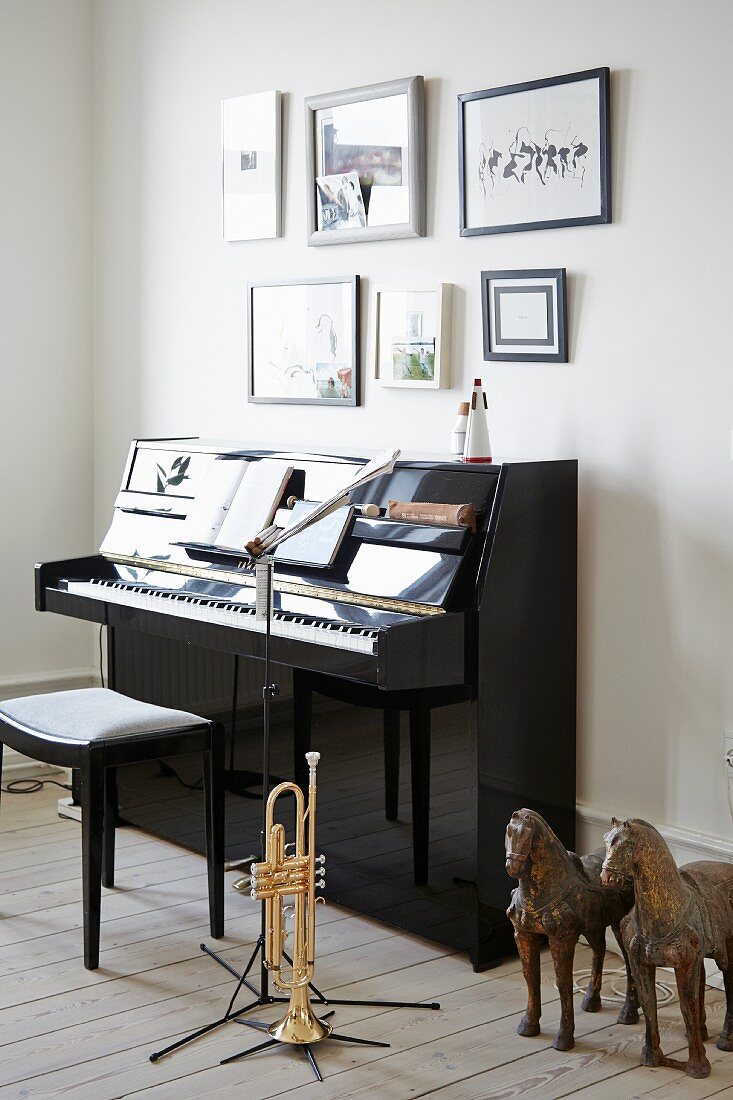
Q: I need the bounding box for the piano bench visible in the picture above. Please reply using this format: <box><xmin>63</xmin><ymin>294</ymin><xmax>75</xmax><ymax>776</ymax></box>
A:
<box><xmin>293</xmin><ymin>671</ymin><xmax>471</xmax><ymax>887</ymax></box>
<box><xmin>0</xmin><ymin>687</ymin><xmax>225</xmax><ymax>970</ymax></box>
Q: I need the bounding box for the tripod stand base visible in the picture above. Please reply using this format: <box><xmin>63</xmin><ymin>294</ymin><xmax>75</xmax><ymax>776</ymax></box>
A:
<box><xmin>222</xmin><ymin>1009</ymin><xmax>390</xmax><ymax>1083</ymax></box>
<box><xmin>148</xmin><ymin>936</ymin><xmax>439</xmax><ymax>1067</ymax></box>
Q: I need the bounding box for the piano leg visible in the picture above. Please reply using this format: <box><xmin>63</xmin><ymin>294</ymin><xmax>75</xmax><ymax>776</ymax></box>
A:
<box><xmin>409</xmin><ymin>704</ymin><xmax>431</xmax><ymax>887</ymax></box>
<box><xmin>203</xmin><ymin>725</ymin><xmax>225</xmax><ymax>939</ymax></box>
<box><xmin>383</xmin><ymin>710</ymin><xmax>400</xmax><ymax>821</ymax></box>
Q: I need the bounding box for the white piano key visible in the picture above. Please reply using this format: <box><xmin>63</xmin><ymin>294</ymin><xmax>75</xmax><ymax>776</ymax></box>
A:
<box><xmin>68</xmin><ymin>580</ymin><xmax>378</xmax><ymax>655</ymax></box>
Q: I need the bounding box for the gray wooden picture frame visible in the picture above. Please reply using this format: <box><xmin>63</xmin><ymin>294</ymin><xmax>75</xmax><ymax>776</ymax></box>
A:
<box><xmin>305</xmin><ymin>75</ymin><xmax>426</xmax><ymax>246</ymax></box>
<box><xmin>248</xmin><ymin>275</ymin><xmax>360</xmax><ymax>406</ymax></box>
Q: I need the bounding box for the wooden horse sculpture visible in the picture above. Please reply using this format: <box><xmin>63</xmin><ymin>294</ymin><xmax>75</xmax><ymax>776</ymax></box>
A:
<box><xmin>506</xmin><ymin>809</ymin><xmax>639</xmax><ymax>1051</ymax></box>
<box><xmin>602</xmin><ymin>817</ymin><xmax>733</xmax><ymax>1079</ymax></box>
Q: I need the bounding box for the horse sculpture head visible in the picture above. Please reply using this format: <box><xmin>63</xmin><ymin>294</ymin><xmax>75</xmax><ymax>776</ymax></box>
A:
<box><xmin>601</xmin><ymin>817</ymin><xmax>640</xmax><ymax>887</ymax></box>
<box><xmin>505</xmin><ymin>808</ymin><xmax>540</xmax><ymax>877</ymax></box>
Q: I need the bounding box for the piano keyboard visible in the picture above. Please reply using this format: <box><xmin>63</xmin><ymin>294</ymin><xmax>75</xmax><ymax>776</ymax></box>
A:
<box><xmin>65</xmin><ymin>579</ymin><xmax>379</xmax><ymax>654</ymax></box>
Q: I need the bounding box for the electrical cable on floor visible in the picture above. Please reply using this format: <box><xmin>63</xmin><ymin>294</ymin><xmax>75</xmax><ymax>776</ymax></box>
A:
<box><xmin>156</xmin><ymin>759</ymin><xmax>203</xmax><ymax>791</ymax></box>
<box><xmin>1</xmin><ymin>777</ymin><xmax>73</xmax><ymax>795</ymax></box>
<box><xmin>570</xmin><ymin>965</ymin><xmax>677</xmax><ymax>1005</ymax></box>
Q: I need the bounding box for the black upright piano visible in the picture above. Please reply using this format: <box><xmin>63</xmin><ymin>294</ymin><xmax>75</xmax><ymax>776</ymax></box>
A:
<box><xmin>36</xmin><ymin>438</ymin><xmax>577</xmax><ymax>970</ymax></box>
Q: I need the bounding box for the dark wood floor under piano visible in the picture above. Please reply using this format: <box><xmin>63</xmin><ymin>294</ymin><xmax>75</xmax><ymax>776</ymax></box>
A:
<box><xmin>117</xmin><ymin>700</ymin><xmax>479</xmax><ymax>956</ymax></box>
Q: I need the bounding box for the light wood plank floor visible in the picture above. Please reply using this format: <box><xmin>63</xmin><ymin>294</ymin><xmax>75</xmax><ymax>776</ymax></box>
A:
<box><xmin>3</xmin><ymin>784</ymin><xmax>733</xmax><ymax>1098</ymax></box>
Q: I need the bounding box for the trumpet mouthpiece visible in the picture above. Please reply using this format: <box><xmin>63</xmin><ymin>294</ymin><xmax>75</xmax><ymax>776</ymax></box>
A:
<box><xmin>305</xmin><ymin>751</ymin><xmax>320</xmax><ymax>767</ymax></box>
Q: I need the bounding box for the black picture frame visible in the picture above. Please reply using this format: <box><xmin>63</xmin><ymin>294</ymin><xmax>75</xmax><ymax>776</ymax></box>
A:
<box><xmin>248</xmin><ymin>275</ymin><xmax>360</xmax><ymax>406</ymax></box>
<box><xmin>459</xmin><ymin>67</ymin><xmax>611</xmax><ymax>236</ymax></box>
<box><xmin>481</xmin><ymin>268</ymin><xmax>568</xmax><ymax>363</ymax></box>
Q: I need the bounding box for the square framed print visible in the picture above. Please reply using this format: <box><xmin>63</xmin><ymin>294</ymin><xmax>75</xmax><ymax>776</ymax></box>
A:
<box><xmin>373</xmin><ymin>284</ymin><xmax>452</xmax><ymax>388</ymax></box>
<box><xmin>305</xmin><ymin>75</ymin><xmax>426</xmax><ymax>246</ymax></box>
<box><xmin>248</xmin><ymin>276</ymin><xmax>360</xmax><ymax>405</ymax></box>
<box><xmin>481</xmin><ymin>269</ymin><xmax>567</xmax><ymax>362</ymax></box>
<box><xmin>459</xmin><ymin>67</ymin><xmax>610</xmax><ymax>236</ymax></box>
<box><xmin>222</xmin><ymin>90</ymin><xmax>281</xmax><ymax>241</ymax></box>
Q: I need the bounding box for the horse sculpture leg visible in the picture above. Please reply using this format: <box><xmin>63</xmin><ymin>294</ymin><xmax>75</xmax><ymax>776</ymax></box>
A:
<box><xmin>674</xmin><ymin>958</ymin><xmax>711</xmax><ymax>1078</ymax></box>
<box><xmin>514</xmin><ymin>929</ymin><xmax>542</xmax><ymax>1037</ymax></box>
<box><xmin>699</xmin><ymin>966</ymin><xmax>709</xmax><ymax>1042</ymax></box>
<box><xmin>611</xmin><ymin>921</ymin><xmax>640</xmax><ymax>1024</ymax></box>
<box><xmin>631</xmin><ymin>952</ymin><xmax>665</xmax><ymax>1068</ymax></box>
<box><xmin>581</xmin><ymin>928</ymin><xmax>605</xmax><ymax>1013</ymax></box>
<box><xmin>549</xmin><ymin>931</ymin><xmax>579</xmax><ymax>1050</ymax></box>
<box><xmin>718</xmin><ymin>958</ymin><xmax>733</xmax><ymax>1051</ymax></box>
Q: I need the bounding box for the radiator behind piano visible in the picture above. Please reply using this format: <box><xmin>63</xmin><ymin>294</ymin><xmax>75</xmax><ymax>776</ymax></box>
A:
<box><xmin>111</xmin><ymin>629</ymin><xmax>292</xmax><ymax>719</ymax></box>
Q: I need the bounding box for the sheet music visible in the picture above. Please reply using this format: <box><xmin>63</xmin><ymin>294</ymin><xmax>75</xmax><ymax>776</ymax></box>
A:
<box><xmin>178</xmin><ymin>458</ymin><xmax>248</xmax><ymax>544</ymax></box>
<box><xmin>216</xmin><ymin>459</ymin><xmax>293</xmax><ymax>548</ymax></box>
<box><xmin>273</xmin><ymin>502</ymin><xmax>354</xmax><ymax>568</ymax></box>
<box><xmin>265</xmin><ymin>447</ymin><xmax>400</xmax><ymax>553</ymax></box>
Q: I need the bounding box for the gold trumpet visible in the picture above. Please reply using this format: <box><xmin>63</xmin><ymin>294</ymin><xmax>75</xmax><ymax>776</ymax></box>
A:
<box><xmin>250</xmin><ymin>751</ymin><xmax>329</xmax><ymax>1044</ymax></box>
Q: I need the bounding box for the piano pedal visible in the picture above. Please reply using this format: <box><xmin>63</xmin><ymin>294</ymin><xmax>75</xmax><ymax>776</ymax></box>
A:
<box><xmin>58</xmin><ymin>795</ymin><xmax>82</xmax><ymax>823</ymax></box>
<box><xmin>227</xmin><ymin>851</ymin><xmax>259</xmax><ymax>893</ymax></box>
<box><xmin>231</xmin><ymin>873</ymin><xmax>252</xmax><ymax>893</ymax></box>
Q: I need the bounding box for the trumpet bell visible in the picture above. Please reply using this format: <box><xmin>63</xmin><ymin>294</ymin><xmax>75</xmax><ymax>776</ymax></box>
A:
<box><xmin>267</xmin><ymin>984</ymin><xmax>333</xmax><ymax>1044</ymax></box>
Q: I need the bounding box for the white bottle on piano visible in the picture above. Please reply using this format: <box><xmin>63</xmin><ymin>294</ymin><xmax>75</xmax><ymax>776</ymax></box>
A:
<box><xmin>462</xmin><ymin>378</ymin><xmax>492</xmax><ymax>463</ymax></box>
<box><xmin>450</xmin><ymin>401</ymin><xmax>469</xmax><ymax>456</ymax></box>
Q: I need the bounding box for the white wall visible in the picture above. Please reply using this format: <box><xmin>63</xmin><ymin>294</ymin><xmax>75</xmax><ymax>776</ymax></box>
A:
<box><xmin>0</xmin><ymin>0</ymin><xmax>96</xmax><ymax>700</ymax></box>
<box><xmin>95</xmin><ymin>0</ymin><xmax>733</xmax><ymax>846</ymax></box>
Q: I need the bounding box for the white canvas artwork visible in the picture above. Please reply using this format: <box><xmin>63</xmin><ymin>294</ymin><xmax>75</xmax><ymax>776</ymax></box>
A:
<box><xmin>222</xmin><ymin>90</ymin><xmax>281</xmax><ymax>241</ymax></box>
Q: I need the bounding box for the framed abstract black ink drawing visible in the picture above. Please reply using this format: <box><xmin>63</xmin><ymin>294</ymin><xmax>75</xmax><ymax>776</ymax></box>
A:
<box><xmin>481</xmin><ymin>269</ymin><xmax>567</xmax><ymax>363</ymax></box>
<box><xmin>459</xmin><ymin>68</ymin><xmax>610</xmax><ymax>236</ymax></box>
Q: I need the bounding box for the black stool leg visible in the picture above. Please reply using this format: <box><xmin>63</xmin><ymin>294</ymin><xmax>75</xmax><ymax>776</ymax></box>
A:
<box><xmin>409</xmin><ymin>704</ymin><xmax>431</xmax><ymax>887</ymax></box>
<box><xmin>80</xmin><ymin>754</ymin><xmax>105</xmax><ymax>969</ymax></box>
<box><xmin>383</xmin><ymin>710</ymin><xmax>400</xmax><ymax>821</ymax></box>
<box><xmin>102</xmin><ymin>766</ymin><xmax>117</xmax><ymax>888</ymax></box>
<box><xmin>293</xmin><ymin>669</ymin><xmax>312</xmax><ymax>793</ymax></box>
<box><xmin>203</xmin><ymin>723</ymin><xmax>225</xmax><ymax>938</ymax></box>
<box><xmin>0</xmin><ymin>742</ymin><xmax>4</xmax><ymax>814</ymax></box>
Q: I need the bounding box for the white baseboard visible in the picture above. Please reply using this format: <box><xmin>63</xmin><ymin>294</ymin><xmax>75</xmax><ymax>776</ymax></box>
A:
<box><xmin>0</xmin><ymin>668</ymin><xmax>99</xmax><ymax>776</ymax></box>
<box><xmin>577</xmin><ymin>800</ymin><xmax>733</xmax><ymax>864</ymax></box>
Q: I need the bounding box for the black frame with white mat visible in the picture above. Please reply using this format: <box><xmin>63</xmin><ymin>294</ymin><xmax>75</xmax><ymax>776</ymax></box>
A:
<box><xmin>458</xmin><ymin>67</ymin><xmax>611</xmax><ymax>237</ymax></box>
<box><xmin>481</xmin><ymin>268</ymin><xmax>568</xmax><ymax>364</ymax></box>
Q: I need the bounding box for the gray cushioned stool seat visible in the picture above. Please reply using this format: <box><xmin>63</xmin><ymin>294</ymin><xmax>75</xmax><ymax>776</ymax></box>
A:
<box><xmin>0</xmin><ymin>687</ymin><xmax>225</xmax><ymax>970</ymax></box>
<box><xmin>0</xmin><ymin>687</ymin><xmax>207</xmax><ymax>745</ymax></box>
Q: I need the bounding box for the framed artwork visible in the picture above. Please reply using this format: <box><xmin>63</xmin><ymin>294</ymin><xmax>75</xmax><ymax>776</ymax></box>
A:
<box><xmin>248</xmin><ymin>276</ymin><xmax>360</xmax><ymax>405</ymax></box>
<box><xmin>459</xmin><ymin>67</ymin><xmax>610</xmax><ymax>236</ymax></box>
<box><xmin>305</xmin><ymin>75</ymin><xmax>426</xmax><ymax>246</ymax></box>
<box><xmin>481</xmin><ymin>269</ymin><xmax>568</xmax><ymax>363</ymax></box>
<box><xmin>222</xmin><ymin>90</ymin><xmax>281</xmax><ymax>241</ymax></box>
<box><xmin>373</xmin><ymin>285</ymin><xmax>452</xmax><ymax>388</ymax></box>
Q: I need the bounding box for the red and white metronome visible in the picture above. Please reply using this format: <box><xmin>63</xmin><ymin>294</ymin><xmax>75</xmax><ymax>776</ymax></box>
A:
<box><xmin>462</xmin><ymin>378</ymin><xmax>492</xmax><ymax>462</ymax></box>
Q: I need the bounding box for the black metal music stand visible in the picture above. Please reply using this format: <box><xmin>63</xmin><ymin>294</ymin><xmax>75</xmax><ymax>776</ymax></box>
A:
<box><xmin>150</xmin><ymin>473</ymin><xmax>440</xmax><ymax>1080</ymax></box>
